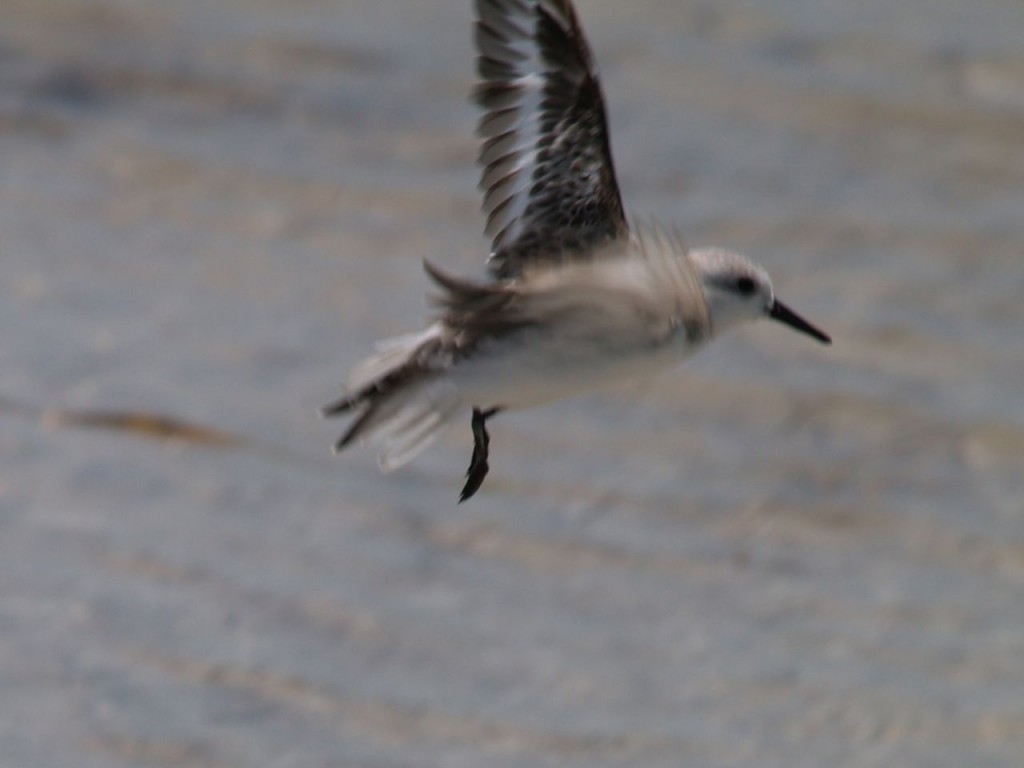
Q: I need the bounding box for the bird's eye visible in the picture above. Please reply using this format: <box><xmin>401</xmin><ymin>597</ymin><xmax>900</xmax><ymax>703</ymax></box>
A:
<box><xmin>736</xmin><ymin>276</ymin><xmax>757</xmax><ymax>296</ymax></box>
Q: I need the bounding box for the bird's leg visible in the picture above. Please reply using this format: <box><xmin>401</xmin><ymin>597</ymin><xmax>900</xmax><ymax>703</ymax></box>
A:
<box><xmin>459</xmin><ymin>407</ymin><xmax>500</xmax><ymax>503</ymax></box>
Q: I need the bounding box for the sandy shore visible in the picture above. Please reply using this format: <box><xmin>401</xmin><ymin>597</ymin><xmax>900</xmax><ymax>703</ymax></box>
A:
<box><xmin>1</xmin><ymin>1</ymin><xmax>1022</xmax><ymax>766</ymax></box>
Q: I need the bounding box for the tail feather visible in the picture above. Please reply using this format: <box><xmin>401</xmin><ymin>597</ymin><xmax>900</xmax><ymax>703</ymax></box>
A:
<box><xmin>346</xmin><ymin>326</ymin><xmax>439</xmax><ymax>394</ymax></box>
<box><xmin>333</xmin><ymin>380</ymin><xmax>463</xmax><ymax>471</ymax></box>
<box><xmin>324</xmin><ymin>323</ymin><xmax>464</xmax><ymax>470</ymax></box>
<box><xmin>321</xmin><ymin>394</ymin><xmax>359</xmax><ymax>418</ymax></box>
<box><xmin>379</xmin><ymin>412</ymin><xmax>444</xmax><ymax>472</ymax></box>
<box><xmin>332</xmin><ymin>398</ymin><xmax>383</xmax><ymax>452</ymax></box>
<box><xmin>322</xmin><ymin>325</ymin><xmax>444</xmax><ymax>418</ymax></box>
<box><xmin>377</xmin><ymin>391</ymin><xmax>461</xmax><ymax>472</ymax></box>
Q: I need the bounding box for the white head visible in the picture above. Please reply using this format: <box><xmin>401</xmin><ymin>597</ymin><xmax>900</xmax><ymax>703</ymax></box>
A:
<box><xmin>689</xmin><ymin>248</ymin><xmax>831</xmax><ymax>344</ymax></box>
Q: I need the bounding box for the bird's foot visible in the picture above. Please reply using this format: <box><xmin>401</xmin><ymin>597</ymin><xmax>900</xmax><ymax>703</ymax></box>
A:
<box><xmin>459</xmin><ymin>407</ymin><xmax>499</xmax><ymax>503</ymax></box>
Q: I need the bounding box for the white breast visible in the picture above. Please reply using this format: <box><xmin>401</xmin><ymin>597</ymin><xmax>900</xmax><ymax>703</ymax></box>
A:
<box><xmin>450</xmin><ymin>325</ymin><xmax>704</xmax><ymax>411</ymax></box>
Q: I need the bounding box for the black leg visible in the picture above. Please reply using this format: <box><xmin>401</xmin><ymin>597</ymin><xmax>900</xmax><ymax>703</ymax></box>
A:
<box><xmin>459</xmin><ymin>407</ymin><xmax>499</xmax><ymax>503</ymax></box>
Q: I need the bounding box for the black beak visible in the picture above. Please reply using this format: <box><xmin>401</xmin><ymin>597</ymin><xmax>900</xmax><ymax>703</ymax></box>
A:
<box><xmin>768</xmin><ymin>300</ymin><xmax>832</xmax><ymax>345</ymax></box>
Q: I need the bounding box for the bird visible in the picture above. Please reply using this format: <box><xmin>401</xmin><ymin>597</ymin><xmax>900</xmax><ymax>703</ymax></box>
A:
<box><xmin>322</xmin><ymin>0</ymin><xmax>831</xmax><ymax>502</ymax></box>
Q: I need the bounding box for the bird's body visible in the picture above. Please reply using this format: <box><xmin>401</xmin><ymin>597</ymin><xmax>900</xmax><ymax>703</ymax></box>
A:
<box><xmin>324</xmin><ymin>0</ymin><xmax>831</xmax><ymax>500</ymax></box>
<box><xmin>440</xmin><ymin>228</ymin><xmax>713</xmax><ymax>408</ymax></box>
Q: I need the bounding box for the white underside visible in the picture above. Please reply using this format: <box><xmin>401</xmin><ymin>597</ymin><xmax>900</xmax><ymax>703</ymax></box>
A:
<box><xmin>449</xmin><ymin>328</ymin><xmax>704</xmax><ymax>411</ymax></box>
<box><xmin>361</xmin><ymin>329</ymin><xmax>704</xmax><ymax>474</ymax></box>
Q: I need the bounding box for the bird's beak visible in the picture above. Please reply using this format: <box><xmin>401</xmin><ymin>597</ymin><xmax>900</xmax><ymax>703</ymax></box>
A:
<box><xmin>768</xmin><ymin>300</ymin><xmax>832</xmax><ymax>345</ymax></box>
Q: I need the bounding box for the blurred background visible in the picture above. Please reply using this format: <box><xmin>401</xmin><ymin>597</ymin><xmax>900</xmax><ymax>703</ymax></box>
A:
<box><xmin>1</xmin><ymin>1</ymin><xmax>1022</xmax><ymax>766</ymax></box>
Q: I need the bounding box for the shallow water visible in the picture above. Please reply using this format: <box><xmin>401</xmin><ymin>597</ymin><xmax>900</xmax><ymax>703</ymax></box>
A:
<box><xmin>1</xmin><ymin>1</ymin><xmax>1022</xmax><ymax>766</ymax></box>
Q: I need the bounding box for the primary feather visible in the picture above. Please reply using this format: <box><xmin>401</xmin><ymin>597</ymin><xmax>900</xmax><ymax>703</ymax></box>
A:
<box><xmin>474</xmin><ymin>0</ymin><xmax>627</xmax><ymax>277</ymax></box>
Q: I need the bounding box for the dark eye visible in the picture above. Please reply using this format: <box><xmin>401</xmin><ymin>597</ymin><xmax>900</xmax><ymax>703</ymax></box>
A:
<box><xmin>736</xmin><ymin>276</ymin><xmax>757</xmax><ymax>296</ymax></box>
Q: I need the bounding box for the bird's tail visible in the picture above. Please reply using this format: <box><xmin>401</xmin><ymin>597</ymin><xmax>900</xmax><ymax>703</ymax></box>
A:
<box><xmin>321</xmin><ymin>324</ymin><xmax>464</xmax><ymax>472</ymax></box>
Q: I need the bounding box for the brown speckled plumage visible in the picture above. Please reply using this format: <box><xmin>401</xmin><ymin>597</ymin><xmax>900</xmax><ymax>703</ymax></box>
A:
<box><xmin>474</xmin><ymin>0</ymin><xmax>627</xmax><ymax>277</ymax></box>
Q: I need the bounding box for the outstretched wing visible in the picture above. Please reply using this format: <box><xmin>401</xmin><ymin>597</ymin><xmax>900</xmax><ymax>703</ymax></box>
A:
<box><xmin>474</xmin><ymin>0</ymin><xmax>628</xmax><ymax>278</ymax></box>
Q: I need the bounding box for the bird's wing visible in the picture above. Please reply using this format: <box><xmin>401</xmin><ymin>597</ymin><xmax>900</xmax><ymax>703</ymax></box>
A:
<box><xmin>474</xmin><ymin>0</ymin><xmax>627</xmax><ymax>278</ymax></box>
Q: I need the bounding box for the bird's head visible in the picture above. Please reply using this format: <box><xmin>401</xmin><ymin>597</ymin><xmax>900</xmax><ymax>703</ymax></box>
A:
<box><xmin>689</xmin><ymin>248</ymin><xmax>831</xmax><ymax>345</ymax></box>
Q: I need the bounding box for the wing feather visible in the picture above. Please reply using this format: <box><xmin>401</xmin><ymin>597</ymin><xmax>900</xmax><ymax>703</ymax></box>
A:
<box><xmin>474</xmin><ymin>0</ymin><xmax>627</xmax><ymax>278</ymax></box>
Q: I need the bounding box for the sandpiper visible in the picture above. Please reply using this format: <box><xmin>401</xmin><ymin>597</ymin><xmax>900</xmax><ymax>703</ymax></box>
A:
<box><xmin>323</xmin><ymin>0</ymin><xmax>831</xmax><ymax>501</ymax></box>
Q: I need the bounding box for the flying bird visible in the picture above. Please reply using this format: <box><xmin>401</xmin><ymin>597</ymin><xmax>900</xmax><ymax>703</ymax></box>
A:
<box><xmin>323</xmin><ymin>0</ymin><xmax>831</xmax><ymax>501</ymax></box>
